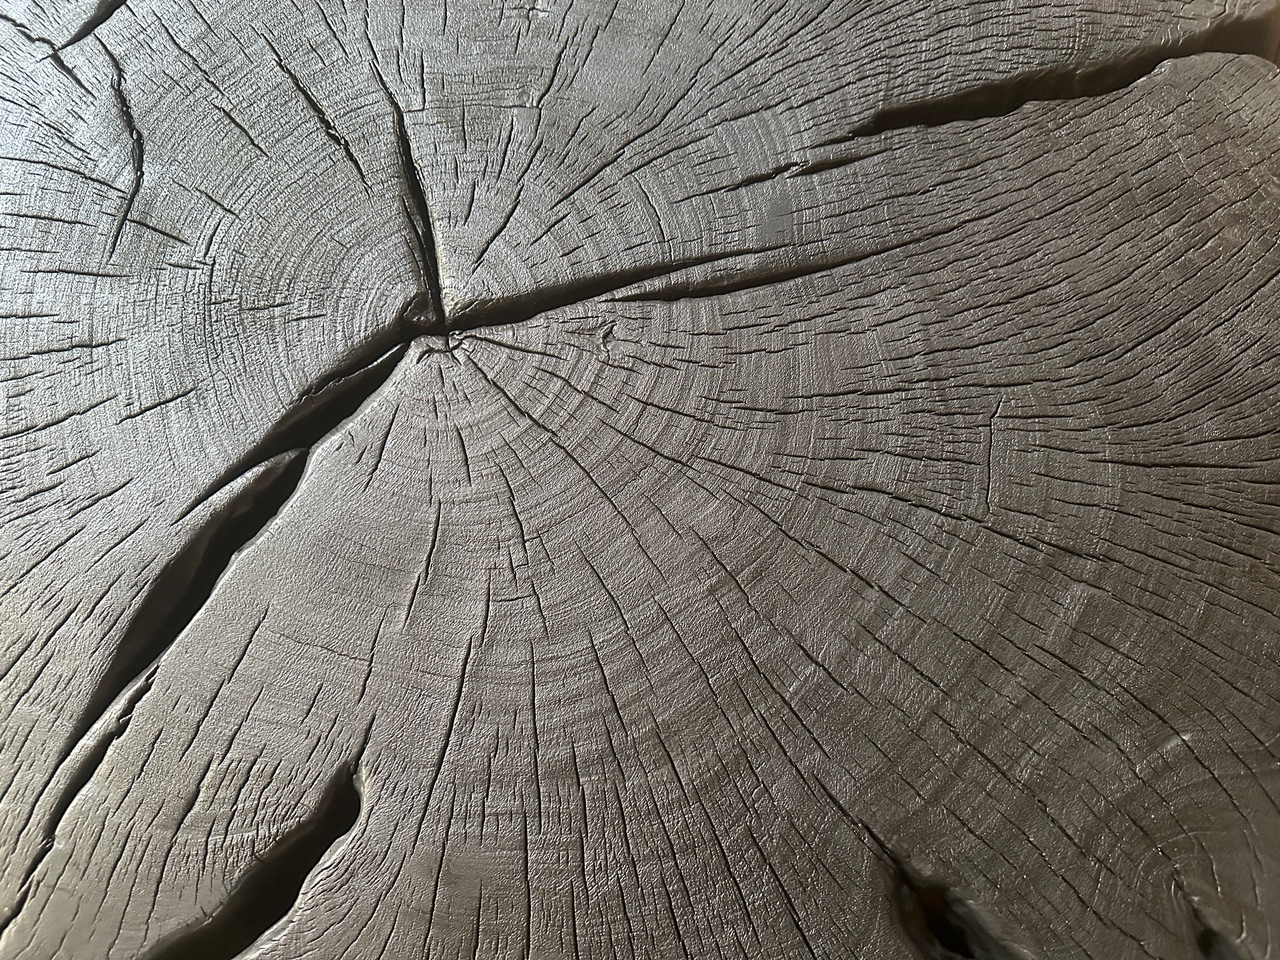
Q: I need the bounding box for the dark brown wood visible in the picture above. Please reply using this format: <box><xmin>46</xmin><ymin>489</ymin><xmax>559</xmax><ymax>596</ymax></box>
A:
<box><xmin>2</xmin><ymin>1</ymin><xmax>1280</xmax><ymax>958</ymax></box>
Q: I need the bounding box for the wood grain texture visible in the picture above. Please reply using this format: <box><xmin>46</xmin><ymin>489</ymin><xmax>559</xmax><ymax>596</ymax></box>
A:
<box><xmin>1</xmin><ymin>1</ymin><xmax>1279</xmax><ymax>958</ymax></box>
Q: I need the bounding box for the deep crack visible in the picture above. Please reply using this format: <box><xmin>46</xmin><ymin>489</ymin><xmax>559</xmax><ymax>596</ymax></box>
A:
<box><xmin>839</xmin><ymin>7</ymin><xmax>1280</xmax><ymax>138</ymax></box>
<box><xmin>860</xmin><ymin>823</ymin><xmax>1028</xmax><ymax>960</ymax></box>
<box><xmin>0</xmin><ymin>666</ymin><xmax>157</xmax><ymax>940</ymax></box>
<box><xmin>5</xmin><ymin>22</ymin><xmax>1276</xmax><ymax>951</ymax></box>
<box><xmin>370</xmin><ymin>61</ymin><xmax>449</xmax><ymax>334</ymax></box>
<box><xmin>60</xmin><ymin>0</ymin><xmax>128</xmax><ymax>49</ymax></box>
<box><xmin>138</xmin><ymin>757</ymin><xmax>366</xmax><ymax>960</ymax></box>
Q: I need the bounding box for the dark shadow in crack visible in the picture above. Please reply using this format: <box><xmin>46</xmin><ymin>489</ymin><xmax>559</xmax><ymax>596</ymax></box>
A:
<box><xmin>75</xmin><ymin>448</ymin><xmax>308</xmax><ymax>750</ymax></box>
<box><xmin>839</xmin><ymin>8</ymin><xmax>1280</xmax><ymax>139</ymax></box>
<box><xmin>1190</xmin><ymin>903</ymin><xmax>1247</xmax><ymax>960</ymax></box>
<box><xmin>861</xmin><ymin>824</ymin><xmax>1028</xmax><ymax>960</ymax></box>
<box><xmin>141</xmin><ymin>762</ymin><xmax>364</xmax><ymax>960</ymax></box>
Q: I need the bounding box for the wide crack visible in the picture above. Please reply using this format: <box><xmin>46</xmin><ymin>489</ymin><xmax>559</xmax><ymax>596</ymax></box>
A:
<box><xmin>839</xmin><ymin>6</ymin><xmax>1280</xmax><ymax>138</ymax></box>
<box><xmin>139</xmin><ymin>757</ymin><xmax>367</xmax><ymax>960</ymax></box>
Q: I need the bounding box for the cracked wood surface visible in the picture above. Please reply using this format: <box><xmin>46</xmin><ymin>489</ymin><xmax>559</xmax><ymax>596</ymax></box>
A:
<box><xmin>1</xmin><ymin>0</ymin><xmax>1280</xmax><ymax>958</ymax></box>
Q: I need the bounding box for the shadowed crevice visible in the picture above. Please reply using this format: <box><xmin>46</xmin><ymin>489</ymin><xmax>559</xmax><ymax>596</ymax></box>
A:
<box><xmin>60</xmin><ymin>0</ymin><xmax>128</xmax><ymax>49</ymax></box>
<box><xmin>0</xmin><ymin>671</ymin><xmax>154</xmax><ymax>938</ymax></box>
<box><xmin>370</xmin><ymin>60</ymin><xmax>449</xmax><ymax>335</ymax></box>
<box><xmin>840</xmin><ymin>7</ymin><xmax>1280</xmax><ymax>138</ymax></box>
<box><xmin>860</xmin><ymin>826</ymin><xmax>1027</xmax><ymax>960</ymax></box>
<box><xmin>194</xmin><ymin>338</ymin><xmax>412</xmax><ymax>514</ymax></box>
<box><xmin>72</xmin><ymin>449</ymin><xmax>307</xmax><ymax>752</ymax></box>
<box><xmin>448</xmin><ymin>241</ymin><xmax>791</xmax><ymax>331</ymax></box>
<box><xmin>894</xmin><ymin>876</ymin><xmax>1017</xmax><ymax>960</ymax></box>
<box><xmin>139</xmin><ymin>762</ymin><xmax>365</xmax><ymax>960</ymax></box>
<box><xmin>61</xmin><ymin>336</ymin><xmax>413</xmax><ymax>741</ymax></box>
<box><xmin>1189</xmin><ymin>902</ymin><xmax>1248</xmax><ymax>960</ymax></box>
<box><xmin>0</xmin><ymin>449</ymin><xmax>312</xmax><ymax>933</ymax></box>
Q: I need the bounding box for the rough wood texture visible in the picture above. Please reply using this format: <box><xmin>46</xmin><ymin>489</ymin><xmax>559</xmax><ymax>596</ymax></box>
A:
<box><xmin>2</xmin><ymin>1</ymin><xmax>1280</xmax><ymax>958</ymax></box>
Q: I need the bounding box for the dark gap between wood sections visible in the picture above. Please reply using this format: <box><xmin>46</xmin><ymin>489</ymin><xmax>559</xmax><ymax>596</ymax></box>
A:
<box><xmin>138</xmin><ymin>763</ymin><xmax>364</xmax><ymax>960</ymax></box>
<box><xmin>10</xmin><ymin>334</ymin><xmax>403</xmax><ymax>906</ymax></box>
<box><xmin>67</xmin><ymin>450</ymin><xmax>308</xmax><ymax>754</ymax></box>
<box><xmin>4</xmin><ymin>441</ymin><xmax>310</xmax><ymax>934</ymax></box>
<box><xmin>842</xmin><ymin>8</ymin><xmax>1280</xmax><ymax>138</ymax></box>
<box><xmin>58</xmin><ymin>0</ymin><xmax>126</xmax><ymax>48</ymax></box>
<box><xmin>856</xmin><ymin>822</ymin><xmax>1025</xmax><ymax>960</ymax></box>
<box><xmin>52</xmin><ymin>330</ymin><xmax>417</xmax><ymax>778</ymax></box>
<box><xmin>1190</xmin><ymin>904</ymin><xmax>1246</xmax><ymax>960</ymax></box>
<box><xmin>891</xmin><ymin>868</ymin><xmax>1023</xmax><ymax>960</ymax></box>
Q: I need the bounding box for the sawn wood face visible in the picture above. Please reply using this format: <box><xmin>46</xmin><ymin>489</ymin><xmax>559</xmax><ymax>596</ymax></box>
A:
<box><xmin>1</xmin><ymin>1</ymin><xmax>1279</xmax><ymax>958</ymax></box>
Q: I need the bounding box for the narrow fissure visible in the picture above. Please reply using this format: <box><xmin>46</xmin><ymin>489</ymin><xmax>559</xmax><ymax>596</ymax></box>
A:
<box><xmin>840</xmin><ymin>7</ymin><xmax>1280</xmax><ymax>138</ymax></box>
<box><xmin>139</xmin><ymin>761</ymin><xmax>365</xmax><ymax>960</ymax></box>
<box><xmin>261</xmin><ymin>36</ymin><xmax>370</xmax><ymax>187</ymax></box>
<box><xmin>103</xmin><ymin>47</ymin><xmax>143</xmax><ymax>260</ymax></box>
<box><xmin>0</xmin><ymin>13</ymin><xmax>87</xmax><ymax>90</ymax></box>
<box><xmin>447</xmin><ymin>241</ymin><xmax>790</xmax><ymax>332</ymax></box>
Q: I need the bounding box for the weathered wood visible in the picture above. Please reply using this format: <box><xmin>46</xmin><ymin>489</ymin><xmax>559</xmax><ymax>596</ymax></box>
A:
<box><xmin>2</xmin><ymin>0</ymin><xmax>1280</xmax><ymax>958</ymax></box>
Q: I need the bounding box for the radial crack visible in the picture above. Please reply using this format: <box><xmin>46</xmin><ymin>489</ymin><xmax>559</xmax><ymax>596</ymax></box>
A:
<box><xmin>0</xmin><ymin>668</ymin><xmax>153</xmax><ymax>940</ymax></box>
<box><xmin>103</xmin><ymin>47</ymin><xmax>143</xmax><ymax>260</ymax></box>
<box><xmin>60</xmin><ymin>0</ymin><xmax>128</xmax><ymax>49</ymax></box>
<box><xmin>449</xmin><ymin>241</ymin><xmax>791</xmax><ymax>332</ymax></box>
<box><xmin>370</xmin><ymin>61</ymin><xmax>448</xmax><ymax>335</ymax></box>
<box><xmin>260</xmin><ymin>35</ymin><xmax>370</xmax><ymax>187</ymax></box>
<box><xmin>192</xmin><ymin>338</ymin><xmax>411</xmax><ymax>512</ymax></box>
<box><xmin>139</xmin><ymin>758</ymin><xmax>366</xmax><ymax>960</ymax></box>
<box><xmin>78</xmin><ymin>450</ymin><xmax>309</xmax><ymax>744</ymax></box>
<box><xmin>1</xmin><ymin>315</ymin><xmax>415</xmax><ymax>940</ymax></box>
<box><xmin>839</xmin><ymin>7</ymin><xmax>1280</xmax><ymax>138</ymax></box>
<box><xmin>861</xmin><ymin>824</ymin><xmax>1029</xmax><ymax>960</ymax></box>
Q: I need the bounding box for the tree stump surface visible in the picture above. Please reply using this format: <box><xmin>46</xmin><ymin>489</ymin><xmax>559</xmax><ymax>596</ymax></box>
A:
<box><xmin>2</xmin><ymin>1</ymin><xmax>1280</xmax><ymax>958</ymax></box>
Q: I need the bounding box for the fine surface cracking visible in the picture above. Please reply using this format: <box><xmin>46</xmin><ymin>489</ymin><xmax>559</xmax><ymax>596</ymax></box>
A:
<box><xmin>5</xmin><ymin>15</ymin><xmax>1279</xmax><ymax>956</ymax></box>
